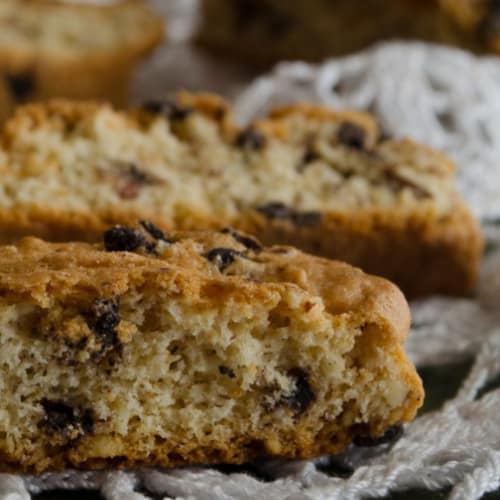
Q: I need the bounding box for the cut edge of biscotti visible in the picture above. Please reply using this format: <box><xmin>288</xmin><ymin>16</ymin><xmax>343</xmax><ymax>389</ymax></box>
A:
<box><xmin>0</xmin><ymin>224</ymin><xmax>423</xmax><ymax>473</ymax></box>
<box><xmin>0</xmin><ymin>91</ymin><xmax>467</xmax><ymax>214</ymax></box>
<box><xmin>0</xmin><ymin>92</ymin><xmax>483</xmax><ymax>297</ymax></box>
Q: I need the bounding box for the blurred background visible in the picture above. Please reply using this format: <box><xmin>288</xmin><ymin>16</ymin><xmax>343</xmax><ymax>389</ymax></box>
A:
<box><xmin>4</xmin><ymin>0</ymin><xmax>500</xmax><ymax>117</ymax></box>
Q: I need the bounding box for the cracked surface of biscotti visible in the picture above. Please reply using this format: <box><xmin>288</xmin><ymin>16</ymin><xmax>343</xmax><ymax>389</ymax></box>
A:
<box><xmin>0</xmin><ymin>92</ymin><xmax>483</xmax><ymax>297</ymax></box>
<box><xmin>0</xmin><ymin>0</ymin><xmax>164</xmax><ymax>122</ymax></box>
<box><xmin>0</xmin><ymin>223</ymin><xmax>423</xmax><ymax>473</ymax></box>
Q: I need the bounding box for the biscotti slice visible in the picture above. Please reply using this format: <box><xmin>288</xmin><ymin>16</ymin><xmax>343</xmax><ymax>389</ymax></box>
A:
<box><xmin>0</xmin><ymin>93</ymin><xmax>482</xmax><ymax>297</ymax></box>
<box><xmin>0</xmin><ymin>223</ymin><xmax>423</xmax><ymax>473</ymax></box>
<box><xmin>197</xmin><ymin>0</ymin><xmax>441</xmax><ymax>64</ymax></box>
<box><xmin>197</xmin><ymin>0</ymin><xmax>500</xmax><ymax>64</ymax></box>
<box><xmin>0</xmin><ymin>0</ymin><xmax>164</xmax><ymax>121</ymax></box>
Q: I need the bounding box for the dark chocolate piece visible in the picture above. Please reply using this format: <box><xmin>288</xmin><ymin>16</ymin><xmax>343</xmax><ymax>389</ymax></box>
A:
<box><xmin>103</xmin><ymin>226</ymin><xmax>145</xmax><ymax>252</ymax></box>
<box><xmin>140</xmin><ymin>220</ymin><xmax>171</xmax><ymax>243</ymax></box>
<box><xmin>5</xmin><ymin>72</ymin><xmax>35</xmax><ymax>101</ymax></box>
<box><xmin>40</xmin><ymin>399</ymin><xmax>94</xmax><ymax>440</ymax></box>
<box><xmin>337</xmin><ymin>122</ymin><xmax>367</xmax><ymax>150</ymax></box>
<box><xmin>86</xmin><ymin>298</ymin><xmax>121</xmax><ymax>352</ymax></box>
<box><xmin>256</xmin><ymin>202</ymin><xmax>292</xmax><ymax>220</ymax></box>
<box><xmin>236</xmin><ymin>127</ymin><xmax>266</xmax><ymax>150</ymax></box>
<box><xmin>142</xmin><ymin>100</ymin><xmax>193</xmax><ymax>121</ymax></box>
<box><xmin>282</xmin><ymin>368</ymin><xmax>316</xmax><ymax>415</ymax></box>
<box><xmin>298</xmin><ymin>148</ymin><xmax>320</xmax><ymax>172</ymax></box>
<box><xmin>204</xmin><ymin>248</ymin><xmax>242</xmax><ymax>272</ymax></box>
<box><xmin>221</xmin><ymin>227</ymin><xmax>262</xmax><ymax>252</ymax></box>
<box><xmin>218</xmin><ymin>365</ymin><xmax>236</xmax><ymax>378</ymax></box>
<box><xmin>116</xmin><ymin>163</ymin><xmax>157</xmax><ymax>200</ymax></box>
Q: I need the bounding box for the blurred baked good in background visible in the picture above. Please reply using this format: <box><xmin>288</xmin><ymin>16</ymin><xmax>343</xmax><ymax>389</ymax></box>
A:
<box><xmin>197</xmin><ymin>0</ymin><xmax>500</xmax><ymax>65</ymax></box>
<box><xmin>0</xmin><ymin>0</ymin><xmax>164</xmax><ymax>122</ymax></box>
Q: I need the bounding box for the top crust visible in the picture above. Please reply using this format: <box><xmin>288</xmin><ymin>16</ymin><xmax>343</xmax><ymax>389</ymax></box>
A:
<box><xmin>0</xmin><ymin>229</ymin><xmax>410</xmax><ymax>345</ymax></box>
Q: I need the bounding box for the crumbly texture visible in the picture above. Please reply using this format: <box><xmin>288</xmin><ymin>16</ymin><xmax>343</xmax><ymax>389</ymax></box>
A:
<box><xmin>0</xmin><ymin>224</ymin><xmax>423</xmax><ymax>473</ymax></box>
<box><xmin>197</xmin><ymin>0</ymin><xmax>500</xmax><ymax>64</ymax></box>
<box><xmin>0</xmin><ymin>93</ymin><xmax>483</xmax><ymax>297</ymax></box>
<box><xmin>0</xmin><ymin>0</ymin><xmax>164</xmax><ymax>121</ymax></box>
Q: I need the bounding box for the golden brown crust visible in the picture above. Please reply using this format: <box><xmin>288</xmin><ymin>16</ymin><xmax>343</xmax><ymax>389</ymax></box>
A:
<box><xmin>0</xmin><ymin>232</ymin><xmax>410</xmax><ymax>342</ymax></box>
<box><xmin>0</xmin><ymin>229</ymin><xmax>423</xmax><ymax>472</ymax></box>
<box><xmin>0</xmin><ymin>202</ymin><xmax>481</xmax><ymax>299</ymax></box>
<box><xmin>236</xmin><ymin>204</ymin><xmax>483</xmax><ymax>298</ymax></box>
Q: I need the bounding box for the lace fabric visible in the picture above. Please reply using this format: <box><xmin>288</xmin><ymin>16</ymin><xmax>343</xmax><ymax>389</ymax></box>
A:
<box><xmin>1</xmin><ymin>2</ymin><xmax>500</xmax><ymax>499</ymax></box>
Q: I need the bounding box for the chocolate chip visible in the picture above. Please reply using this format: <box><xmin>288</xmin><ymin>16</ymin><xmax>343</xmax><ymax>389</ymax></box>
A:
<box><xmin>236</xmin><ymin>127</ymin><xmax>266</xmax><ymax>150</ymax></box>
<box><xmin>221</xmin><ymin>227</ymin><xmax>262</xmax><ymax>252</ymax></box>
<box><xmin>256</xmin><ymin>202</ymin><xmax>292</xmax><ymax>220</ymax></box>
<box><xmin>282</xmin><ymin>368</ymin><xmax>315</xmax><ymax>415</ymax></box>
<box><xmin>353</xmin><ymin>424</ymin><xmax>404</xmax><ymax>447</ymax></box>
<box><xmin>40</xmin><ymin>399</ymin><xmax>94</xmax><ymax>440</ymax></box>
<box><xmin>6</xmin><ymin>73</ymin><xmax>35</xmax><ymax>101</ymax></box>
<box><xmin>116</xmin><ymin>163</ymin><xmax>157</xmax><ymax>200</ymax></box>
<box><xmin>298</xmin><ymin>148</ymin><xmax>320</xmax><ymax>172</ymax></box>
<box><xmin>86</xmin><ymin>298</ymin><xmax>121</xmax><ymax>352</ymax></box>
<box><xmin>142</xmin><ymin>100</ymin><xmax>193</xmax><ymax>121</ymax></box>
<box><xmin>213</xmin><ymin>106</ymin><xmax>227</xmax><ymax>121</ymax></box>
<box><xmin>204</xmin><ymin>248</ymin><xmax>242</xmax><ymax>271</ymax></box>
<box><xmin>103</xmin><ymin>226</ymin><xmax>145</xmax><ymax>252</ymax></box>
<box><xmin>127</xmin><ymin>164</ymin><xmax>149</xmax><ymax>184</ymax></box>
<box><xmin>140</xmin><ymin>220</ymin><xmax>171</xmax><ymax>243</ymax></box>
<box><xmin>337</xmin><ymin>122</ymin><xmax>367</xmax><ymax>149</ymax></box>
<box><xmin>219</xmin><ymin>365</ymin><xmax>236</xmax><ymax>378</ymax></box>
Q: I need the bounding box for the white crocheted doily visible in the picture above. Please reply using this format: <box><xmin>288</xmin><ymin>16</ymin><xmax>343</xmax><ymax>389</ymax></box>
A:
<box><xmin>2</xmin><ymin>3</ymin><xmax>500</xmax><ymax>499</ymax></box>
<box><xmin>235</xmin><ymin>43</ymin><xmax>500</xmax><ymax>221</ymax></box>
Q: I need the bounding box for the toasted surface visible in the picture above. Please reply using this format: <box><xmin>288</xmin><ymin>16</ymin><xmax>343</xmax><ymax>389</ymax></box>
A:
<box><xmin>0</xmin><ymin>93</ymin><xmax>482</xmax><ymax>296</ymax></box>
<box><xmin>0</xmin><ymin>224</ymin><xmax>422</xmax><ymax>473</ymax></box>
